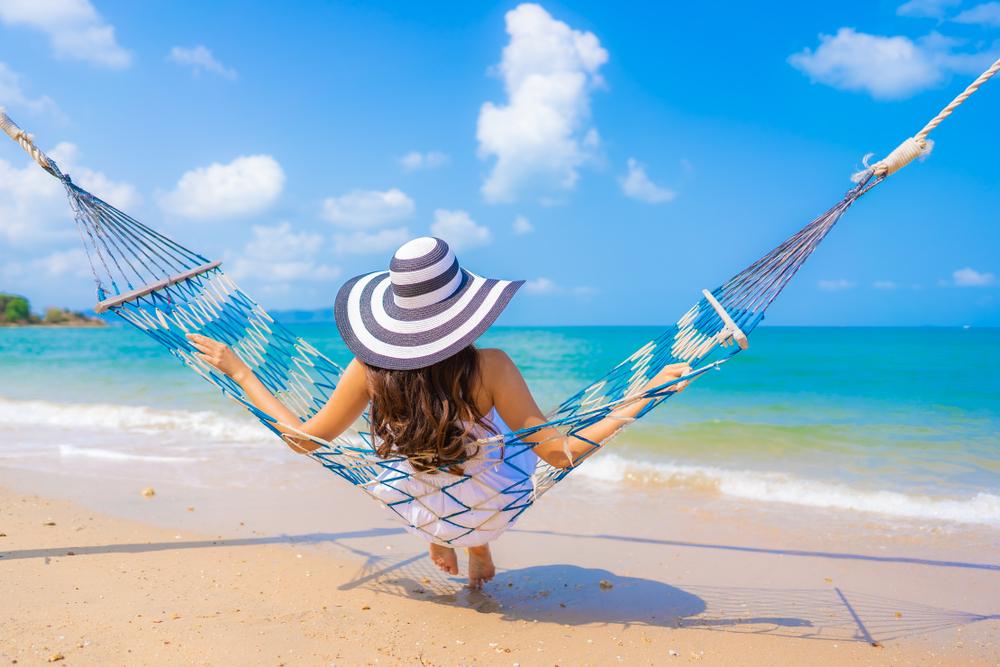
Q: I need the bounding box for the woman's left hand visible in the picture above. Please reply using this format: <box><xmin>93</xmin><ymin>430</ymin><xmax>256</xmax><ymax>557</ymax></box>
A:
<box><xmin>186</xmin><ymin>333</ymin><xmax>250</xmax><ymax>381</ymax></box>
<box><xmin>647</xmin><ymin>362</ymin><xmax>693</xmax><ymax>393</ymax></box>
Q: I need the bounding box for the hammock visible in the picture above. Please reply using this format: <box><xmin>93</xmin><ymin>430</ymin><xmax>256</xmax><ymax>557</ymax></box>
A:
<box><xmin>1</xmin><ymin>59</ymin><xmax>996</xmax><ymax>545</ymax></box>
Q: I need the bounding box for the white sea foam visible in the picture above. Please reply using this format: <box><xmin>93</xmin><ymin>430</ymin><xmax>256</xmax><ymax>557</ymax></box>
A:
<box><xmin>57</xmin><ymin>444</ymin><xmax>204</xmax><ymax>464</ymax></box>
<box><xmin>0</xmin><ymin>397</ymin><xmax>269</xmax><ymax>444</ymax></box>
<box><xmin>3</xmin><ymin>397</ymin><xmax>998</xmax><ymax>527</ymax></box>
<box><xmin>577</xmin><ymin>453</ymin><xmax>1000</xmax><ymax>527</ymax></box>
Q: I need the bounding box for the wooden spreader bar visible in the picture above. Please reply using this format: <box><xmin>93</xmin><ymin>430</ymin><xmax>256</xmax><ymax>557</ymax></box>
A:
<box><xmin>94</xmin><ymin>261</ymin><xmax>222</xmax><ymax>313</ymax></box>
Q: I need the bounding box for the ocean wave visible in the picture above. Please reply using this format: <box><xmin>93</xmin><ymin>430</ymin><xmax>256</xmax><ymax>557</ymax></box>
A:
<box><xmin>576</xmin><ymin>453</ymin><xmax>1000</xmax><ymax>527</ymax></box>
<box><xmin>0</xmin><ymin>397</ymin><xmax>269</xmax><ymax>444</ymax></box>
<box><xmin>3</xmin><ymin>397</ymin><xmax>998</xmax><ymax>527</ymax></box>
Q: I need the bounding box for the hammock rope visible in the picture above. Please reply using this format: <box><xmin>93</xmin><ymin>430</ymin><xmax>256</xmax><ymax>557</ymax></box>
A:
<box><xmin>1</xmin><ymin>58</ymin><xmax>996</xmax><ymax>545</ymax></box>
<box><xmin>859</xmin><ymin>57</ymin><xmax>1000</xmax><ymax>179</ymax></box>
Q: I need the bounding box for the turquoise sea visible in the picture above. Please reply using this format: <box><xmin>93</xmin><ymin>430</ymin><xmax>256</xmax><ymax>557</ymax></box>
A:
<box><xmin>1</xmin><ymin>324</ymin><xmax>998</xmax><ymax>526</ymax></box>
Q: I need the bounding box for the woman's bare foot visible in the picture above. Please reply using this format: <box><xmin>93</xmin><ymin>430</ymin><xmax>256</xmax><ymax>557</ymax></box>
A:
<box><xmin>466</xmin><ymin>544</ymin><xmax>496</xmax><ymax>589</ymax></box>
<box><xmin>429</xmin><ymin>543</ymin><xmax>458</xmax><ymax>575</ymax></box>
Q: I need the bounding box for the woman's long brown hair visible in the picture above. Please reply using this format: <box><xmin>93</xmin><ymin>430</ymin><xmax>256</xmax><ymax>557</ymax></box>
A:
<box><xmin>366</xmin><ymin>346</ymin><xmax>492</xmax><ymax>473</ymax></box>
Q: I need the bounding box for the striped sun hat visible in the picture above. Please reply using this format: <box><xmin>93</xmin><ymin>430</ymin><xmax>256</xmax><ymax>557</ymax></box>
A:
<box><xmin>334</xmin><ymin>237</ymin><xmax>524</xmax><ymax>370</ymax></box>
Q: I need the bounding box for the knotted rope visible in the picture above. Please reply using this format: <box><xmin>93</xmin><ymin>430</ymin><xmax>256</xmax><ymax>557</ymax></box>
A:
<box><xmin>858</xmin><ymin>57</ymin><xmax>1000</xmax><ymax>180</ymax></box>
<box><xmin>0</xmin><ymin>107</ymin><xmax>63</xmax><ymax>179</ymax></box>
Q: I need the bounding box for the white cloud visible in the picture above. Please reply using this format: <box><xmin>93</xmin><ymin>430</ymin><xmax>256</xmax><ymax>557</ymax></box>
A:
<box><xmin>954</xmin><ymin>2</ymin><xmax>1000</xmax><ymax>26</ymax></box>
<box><xmin>476</xmin><ymin>3</ymin><xmax>608</xmax><ymax>203</ymax></box>
<box><xmin>789</xmin><ymin>27</ymin><xmax>997</xmax><ymax>99</ymax></box>
<box><xmin>0</xmin><ymin>62</ymin><xmax>60</xmax><ymax>117</ymax></box>
<box><xmin>512</xmin><ymin>214</ymin><xmax>534</xmax><ymax>235</ymax></box>
<box><xmin>30</xmin><ymin>247</ymin><xmax>91</xmax><ymax>278</ymax></box>
<box><xmin>227</xmin><ymin>221</ymin><xmax>340</xmax><ymax>284</ymax></box>
<box><xmin>399</xmin><ymin>150</ymin><xmax>449</xmax><ymax>171</ymax></box>
<box><xmin>524</xmin><ymin>276</ymin><xmax>558</xmax><ymax>294</ymax></box>
<box><xmin>524</xmin><ymin>276</ymin><xmax>595</xmax><ymax>297</ymax></box>
<box><xmin>952</xmin><ymin>267</ymin><xmax>996</xmax><ymax>287</ymax></box>
<box><xmin>429</xmin><ymin>209</ymin><xmax>492</xmax><ymax>250</ymax></box>
<box><xmin>897</xmin><ymin>0</ymin><xmax>960</xmax><ymax>18</ymax></box>
<box><xmin>818</xmin><ymin>278</ymin><xmax>857</xmax><ymax>291</ymax></box>
<box><xmin>160</xmin><ymin>155</ymin><xmax>284</xmax><ymax>220</ymax></box>
<box><xmin>0</xmin><ymin>141</ymin><xmax>139</xmax><ymax>244</ymax></box>
<box><xmin>168</xmin><ymin>45</ymin><xmax>237</xmax><ymax>80</ymax></box>
<box><xmin>54</xmin><ymin>144</ymin><xmax>141</xmax><ymax>210</ymax></box>
<box><xmin>0</xmin><ymin>247</ymin><xmax>91</xmax><ymax>282</ymax></box>
<box><xmin>333</xmin><ymin>226</ymin><xmax>410</xmax><ymax>255</ymax></box>
<box><xmin>0</xmin><ymin>0</ymin><xmax>130</xmax><ymax>69</ymax></box>
<box><xmin>873</xmin><ymin>280</ymin><xmax>899</xmax><ymax>289</ymax></box>
<box><xmin>621</xmin><ymin>158</ymin><xmax>676</xmax><ymax>204</ymax></box>
<box><xmin>321</xmin><ymin>188</ymin><xmax>415</xmax><ymax>229</ymax></box>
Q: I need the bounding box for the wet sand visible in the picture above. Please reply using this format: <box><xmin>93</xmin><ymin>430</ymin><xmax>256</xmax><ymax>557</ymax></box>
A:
<box><xmin>1</xmin><ymin>463</ymin><xmax>998</xmax><ymax>666</ymax></box>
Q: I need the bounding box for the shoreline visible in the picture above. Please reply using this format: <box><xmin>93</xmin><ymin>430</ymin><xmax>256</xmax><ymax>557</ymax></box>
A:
<box><xmin>3</xmin><ymin>392</ymin><xmax>999</xmax><ymax>530</ymax></box>
<box><xmin>2</xmin><ymin>465</ymin><xmax>998</xmax><ymax>665</ymax></box>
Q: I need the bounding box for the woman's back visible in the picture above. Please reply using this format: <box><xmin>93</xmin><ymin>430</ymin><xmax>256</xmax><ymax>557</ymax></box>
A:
<box><xmin>366</xmin><ymin>403</ymin><xmax>539</xmax><ymax>547</ymax></box>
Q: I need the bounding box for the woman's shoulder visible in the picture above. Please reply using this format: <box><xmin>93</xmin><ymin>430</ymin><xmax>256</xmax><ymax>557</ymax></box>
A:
<box><xmin>475</xmin><ymin>348</ymin><xmax>524</xmax><ymax>400</ymax></box>
<box><xmin>476</xmin><ymin>347</ymin><xmax>515</xmax><ymax>371</ymax></box>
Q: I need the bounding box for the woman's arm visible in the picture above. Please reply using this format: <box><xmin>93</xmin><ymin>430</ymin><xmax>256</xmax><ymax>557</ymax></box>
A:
<box><xmin>186</xmin><ymin>334</ymin><xmax>369</xmax><ymax>452</ymax></box>
<box><xmin>483</xmin><ymin>349</ymin><xmax>690</xmax><ymax>468</ymax></box>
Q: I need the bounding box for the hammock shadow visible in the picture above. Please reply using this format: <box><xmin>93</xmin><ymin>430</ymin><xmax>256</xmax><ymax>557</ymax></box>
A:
<box><xmin>677</xmin><ymin>585</ymin><xmax>999</xmax><ymax>645</ymax></box>
<box><xmin>4</xmin><ymin>530</ymin><xmax>996</xmax><ymax>645</ymax></box>
<box><xmin>0</xmin><ymin>527</ymin><xmax>406</xmax><ymax>562</ymax></box>
<box><xmin>509</xmin><ymin>528</ymin><xmax>1000</xmax><ymax>572</ymax></box>
<box><xmin>340</xmin><ymin>553</ymin><xmax>999</xmax><ymax>644</ymax></box>
<box><xmin>340</xmin><ymin>557</ymin><xmax>706</xmax><ymax>625</ymax></box>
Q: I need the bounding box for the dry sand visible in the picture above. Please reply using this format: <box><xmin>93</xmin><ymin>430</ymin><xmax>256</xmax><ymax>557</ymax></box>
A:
<box><xmin>2</xmin><ymin>468</ymin><xmax>998</xmax><ymax>666</ymax></box>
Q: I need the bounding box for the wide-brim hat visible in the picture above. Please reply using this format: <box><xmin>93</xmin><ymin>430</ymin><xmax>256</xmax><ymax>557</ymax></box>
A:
<box><xmin>335</xmin><ymin>236</ymin><xmax>523</xmax><ymax>370</ymax></box>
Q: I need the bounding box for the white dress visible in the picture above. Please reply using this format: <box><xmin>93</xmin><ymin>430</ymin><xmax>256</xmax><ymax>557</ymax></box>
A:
<box><xmin>364</xmin><ymin>409</ymin><xmax>539</xmax><ymax>547</ymax></box>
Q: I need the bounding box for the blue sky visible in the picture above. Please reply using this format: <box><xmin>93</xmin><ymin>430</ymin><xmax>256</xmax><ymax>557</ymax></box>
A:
<box><xmin>0</xmin><ymin>0</ymin><xmax>998</xmax><ymax>326</ymax></box>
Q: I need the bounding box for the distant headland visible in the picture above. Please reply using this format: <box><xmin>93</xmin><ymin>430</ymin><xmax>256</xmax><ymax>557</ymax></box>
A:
<box><xmin>0</xmin><ymin>293</ymin><xmax>105</xmax><ymax>327</ymax></box>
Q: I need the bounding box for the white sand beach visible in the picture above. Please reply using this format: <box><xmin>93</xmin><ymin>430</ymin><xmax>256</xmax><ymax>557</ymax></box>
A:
<box><xmin>2</xmin><ymin>457</ymin><xmax>998</xmax><ymax>666</ymax></box>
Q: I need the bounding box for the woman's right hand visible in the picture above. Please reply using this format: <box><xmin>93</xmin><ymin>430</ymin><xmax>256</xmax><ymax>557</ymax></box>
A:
<box><xmin>186</xmin><ymin>333</ymin><xmax>251</xmax><ymax>382</ymax></box>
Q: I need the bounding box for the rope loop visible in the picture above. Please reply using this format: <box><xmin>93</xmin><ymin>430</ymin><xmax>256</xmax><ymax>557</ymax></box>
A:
<box><xmin>859</xmin><ymin>56</ymin><xmax>999</xmax><ymax>180</ymax></box>
<box><xmin>0</xmin><ymin>107</ymin><xmax>60</xmax><ymax>177</ymax></box>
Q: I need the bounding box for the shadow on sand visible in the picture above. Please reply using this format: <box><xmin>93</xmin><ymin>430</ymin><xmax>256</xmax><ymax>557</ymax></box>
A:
<box><xmin>510</xmin><ymin>527</ymin><xmax>1000</xmax><ymax>572</ymax></box>
<box><xmin>4</xmin><ymin>528</ymin><xmax>997</xmax><ymax>646</ymax></box>
<box><xmin>340</xmin><ymin>550</ymin><xmax>998</xmax><ymax>645</ymax></box>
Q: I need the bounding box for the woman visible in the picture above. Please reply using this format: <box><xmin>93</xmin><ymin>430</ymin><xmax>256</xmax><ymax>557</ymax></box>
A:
<box><xmin>188</xmin><ymin>237</ymin><xmax>690</xmax><ymax>588</ymax></box>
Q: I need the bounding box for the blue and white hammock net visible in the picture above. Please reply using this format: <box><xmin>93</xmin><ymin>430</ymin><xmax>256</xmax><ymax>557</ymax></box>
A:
<box><xmin>0</xmin><ymin>109</ymin><xmax>886</xmax><ymax>546</ymax></box>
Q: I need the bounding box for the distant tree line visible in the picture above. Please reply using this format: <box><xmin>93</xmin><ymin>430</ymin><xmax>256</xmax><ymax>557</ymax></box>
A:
<box><xmin>0</xmin><ymin>293</ymin><xmax>34</xmax><ymax>323</ymax></box>
<box><xmin>0</xmin><ymin>293</ymin><xmax>103</xmax><ymax>326</ymax></box>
